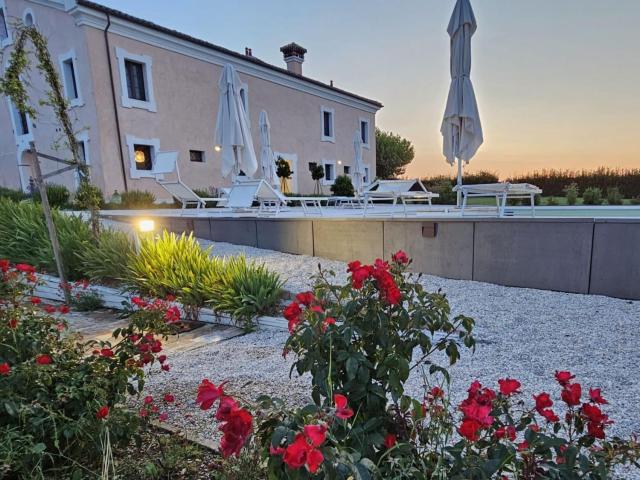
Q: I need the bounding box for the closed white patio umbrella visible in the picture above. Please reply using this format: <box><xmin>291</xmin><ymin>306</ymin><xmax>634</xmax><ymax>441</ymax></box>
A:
<box><xmin>214</xmin><ymin>63</ymin><xmax>258</xmax><ymax>180</ymax></box>
<box><xmin>441</xmin><ymin>0</ymin><xmax>483</xmax><ymax>205</ymax></box>
<box><xmin>352</xmin><ymin>130</ymin><xmax>365</xmax><ymax>195</ymax></box>
<box><xmin>258</xmin><ymin>110</ymin><xmax>279</xmax><ymax>189</ymax></box>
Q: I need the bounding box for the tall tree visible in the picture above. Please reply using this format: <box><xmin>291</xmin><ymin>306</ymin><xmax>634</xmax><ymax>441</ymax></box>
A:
<box><xmin>375</xmin><ymin>128</ymin><xmax>415</xmax><ymax>179</ymax></box>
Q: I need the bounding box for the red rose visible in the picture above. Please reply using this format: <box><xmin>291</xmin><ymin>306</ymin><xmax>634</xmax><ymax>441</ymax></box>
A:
<box><xmin>44</xmin><ymin>305</ymin><xmax>56</xmax><ymax>314</ymax></box>
<box><xmin>0</xmin><ymin>259</ymin><xmax>9</xmax><ymax>272</ymax></box>
<box><xmin>305</xmin><ymin>448</ymin><xmax>324</xmax><ymax>474</ymax></box>
<box><xmin>460</xmin><ymin>402</ymin><xmax>493</xmax><ymax>427</ymax></box>
<box><xmin>589</xmin><ymin>388</ymin><xmax>608</xmax><ymax>405</ymax></box>
<box><xmin>30</xmin><ymin>297</ymin><xmax>41</xmax><ymax>305</ymax></box>
<box><xmin>517</xmin><ymin>440</ymin><xmax>529</xmax><ymax>452</ymax></box>
<box><xmin>165</xmin><ymin>294</ymin><xmax>176</xmax><ymax>302</ymax></box>
<box><xmin>533</xmin><ymin>392</ymin><xmax>553</xmax><ymax>411</ymax></box>
<box><xmin>96</xmin><ymin>405</ymin><xmax>109</xmax><ymax>419</ymax></box>
<box><xmin>581</xmin><ymin>403</ymin><xmax>607</xmax><ymax>424</ymax></box>
<box><xmin>58</xmin><ymin>305</ymin><xmax>70</xmax><ymax>314</ymax></box>
<box><xmin>333</xmin><ymin>393</ymin><xmax>354</xmax><ymax>420</ymax></box>
<box><xmin>458</xmin><ymin>418</ymin><xmax>482</xmax><ymax>442</ymax></box>
<box><xmin>429</xmin><ymin>386</ymin><xmax>445</xmax><ymax>399</ymax></box>
<box><xmin>561</xmin><ymin>383</ymin><xmax>582</xmax><ymax>407</ymax></box>
<box><xmin>163</xmin><ymin>393</ymin><xmax>175</xmax><ymax>403</ymax></box>
<box><xmin>218</xmin><ymin>408</ymin><xmax>253</xmax><ymax>457</ymax></box>
<box><xmin>16</xmin><ymin>263</ymin><xmax>36</xmax><ymax>273</ymax></box>
<box><xmin>555</xmin><ymin>370</ymin><xmax>575</xmax><ymax>386</ymax></box>
<box><xmin>587</xmin><ymin>421</ymin><xmax>606</xmax><ymax>439</ymax></box>
<box><xmin>283</xmin><ymin>302</ymin><xmax>303</xmax><ymax>333</ymax></box>
<box><xmin>498</xmin><ymin>378</ymin><xmax>521</xmax><ymax>396</ymax></box>
<box><xmin>161</xmin><ymin>363</ymin><xmax>170</xmax><ymax>371</ymax></box>
<box><xmin>540</xmin><ymin>408</ymin><xmax>559</xmax><ymax>423</ymax></box>
<box><xmin>283</xmin><ymin>434</ymin><xmax>309</xmax><ymax>469</ymax></box>
<box><xmin>159</xmin><ymin>412</ymin><xmax>169</xmax><ymax>422</ymax></box>
<box><xmin>196</xmin><ymin>379</ymin><xmax>225</xmax><ymax>410</ymax></box>
<box><xmin>100</xmin><ymin>348</ymin><xmax>114</xmax><ymax>358</ymax></box>
<box><xmin>8</xmin><ymin>319</ymin><xmax>18</xmax><ymax>329</ymax></box>
<box><xmin>321</xmin><ymin>317</ymin><xmax>336</xmax><ymax>332</ymax></box>
<box><xmin>0</xmin><ymin>362</ymin><xmax>10</xmax><ymax>375</ymax></box>
<box><xmin>383</xmin><ymin>433</ymin><xmax>397</xmax><ymax>448</ymax></box>
<box><xmin>351</xmin><ymin>265</ymin><xmax>372</xmax><ymax>289</ymax></box>
<box><xmin>164</xmin><ymin>306</ymin><xmax>181</xmax><ymax>323</ymax></box>
<box><xmin>158</xmin><ymin>354</ymin><xmax>167</xmax><ymax>363</ymax></box>
<box><xmin>216</xmin><ymin>396</ymin><xmax>239</xmax><ymax>421</ymax></box>
<box><xmin>143</xmin><ymin>395</ymin><xmax>154</xmax><ymax>405</ymax></box>
<box><xmin>303</xmin><ymin>424</ymin><xmax>327</xmax><ymax>448</ymax></box>
<box><xmin>35</xmin><ymin>354</ymin><xmax>52</xmax><ymax>365</ymax></box>
<box><xmin>494</xmin><ymin>425</ymin><xmax>516</xmax><ymax>441</ymax></box>
<box><xmin>295</xmin><ymin>291</ymin><xmax>315</xmax><ymax>306</ymax></box>
<box><xmin>391</xmin><ymin>250</ymin><xmax>409</xmax><ymax>264</ymax></box>
<box><xmin>346</xmin><ymin>260</ymin><xmax>362</xmax><ymax>273</ymax></box>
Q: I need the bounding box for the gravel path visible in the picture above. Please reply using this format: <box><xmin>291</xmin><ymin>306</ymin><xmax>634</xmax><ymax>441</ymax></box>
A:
<box><xmin>138</xmin><ymin>240</ymin><xmax>639</xmax><ymax>476</ymax></box>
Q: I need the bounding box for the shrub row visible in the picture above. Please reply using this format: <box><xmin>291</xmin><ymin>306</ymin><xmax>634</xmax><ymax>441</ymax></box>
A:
<box><xmin>507</xmin><ymin>167</ymin><xmax>640</xmax><ymax>198</ymax></box>
<box><xmin>0</xmin><ymin>199</ymin><xmax>282</xmax><ymax>326</ymax></box>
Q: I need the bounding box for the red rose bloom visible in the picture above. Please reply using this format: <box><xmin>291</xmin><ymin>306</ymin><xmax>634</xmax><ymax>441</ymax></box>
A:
<box><xmin>283</xmin><ymin>434</ymin><xmax>309</xmax><ymax>469</ymax></box>
<box><xmin>494</xmin><ymin>425</ymin><xmax>516</xmax><ymax>441</ymax></box>
<box><xmin>218</xmin><ymin>408</ymin><xmax>253</xmax><ymax>457</ymax></box>
<box><xmin>196</xmin><ymin>379</ymin><xmax>225</xmax><ymax>410</ymax></box>
<box><xmin>391</xmin><ymin>250</ymin><xmax>409</xmax><ymax>264</ymax></box>
<box><xmin>283</xmin><ymin>302</ymin><xmax>303</xmax><ymax>333</ymax></box>
<box><xmin>161</xmin><ymin>363</ymin><xmax>170</xmax><ymax>371</ymax></box>
<box><xmin>540</xmin><ymin>408</ymin><xmax>560</xmax><ymax>423</ymax></box>
<box><xmin>96</xmin><ymin>406</ymin><xmax>109</xmax><ymax>419</ymax></box>
<box><xmin>517</xmin><ymin>440</ymin><xmax>529</xmax><ymax>452</ymax></box>
<box><xmin>533</xmin><ymin>392</ymin><xmax>553</xmax><ymax>411</ymax></box>
<box><xmin>44</xmin><ymin>305</ymin><xmax>56</xmax><ymax>314</ymax></box>
<box><xmin>164</xmin><ymin>306</ymin><xmax>181</xmax><ymax>323</ymax></box>
<box><xmin>163</xmin><ymin>393</ymin><xmax>175</xmax><ymax>403</ymax></box>
<box><xmin>303</xmin><ymin>424</ymin><xmax>327</xmax><ymax>448</ymax></box>
<box><xmin>321</xmin><ymin>317</ymin><xmax>336</xmax><ymax>332</ymax></box>
<box><xmin>216</xmin><ymin>396</ymin><xmax>239</xmax><ymax>421</ymax></box>
<box><xmin>555</xmin><ymin>370</ymin><xmax>575</xmax><ymax>386</ymax></box>
<box><xmin>30</xmin><ymin>297</ymin><xmax>41</xmax><ymax>305</ymax></box>
<box><xmin>561</xmin><ymin>383</ymin><xmax>582</xmax><ymax>407</ymax></box>
<box><xmin>333</xmin><ymin>393</ymin><xmax>354</xmax><ymax>420</ymax></box>
<box><xmin>458</xmin><ymin>418</ymin><xmax>482</xmax><ymax>442</ymax></box>
<box><xmin>35</xmin><ymin>354</ymin><xmax>52</xmax><ymax>365</ymax></box>
<box><xmin>383</xmin><ymin>433</ymin><xmax>397</xmax><ymax>448</ymax></box>
<box><xmin>8</xmin><ymin>319</ymin><xmax>18</xmax><ymax>329</ymax></box>
<box><xmin>58</xmin><ymin>305</ymin><xmax>70</xmax><ymax>314</ymax></box>
<box><xmin>159</xmin><ymin>412</ymin><xmax>169</xmax><ymax>422</ymax></box>
<box><xmin>0</xmin><ymin>362</ymin><xmax>10</xmax><ymax>375</ymax></box>
<box><xmin>498</xmin><ymin>378</ymin><xmax>522</xmax><ymax>396</ymax></box>
<box><xmin>143</xmin><ymin>395</ymin><xmax>153</xmax><ymax>405</ymax></box>
<box><xmin>16</xmin><ymin>263</ymin><xmax>36</xmax><ymax>273</ymax></box>
<box><xmin>295</xmin><ymin>291</ymin><xmax>315</xmax><ymax>306</ymax></box>
<box><xmin>589</xmin><ymin>388</ymin><xmax>608</xmax><ymax>405</ymax></box>
<box><xmin>100</xmin><ymin>348</ymin><xmax>114</xmax><ymax>358</ymax></box>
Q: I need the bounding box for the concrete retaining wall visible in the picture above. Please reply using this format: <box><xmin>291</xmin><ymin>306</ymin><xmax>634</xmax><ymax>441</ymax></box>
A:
<box><xmin>113</xmin><ymin>215</ymin><xmax>640</xmax><ymax>300</ymax></box>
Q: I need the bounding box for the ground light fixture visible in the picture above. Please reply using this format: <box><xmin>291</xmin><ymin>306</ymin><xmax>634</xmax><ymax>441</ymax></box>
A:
<box><xmin>134</xmin><ymin>218</ymin><xmax>156</xmax><ymax>252</ymax></box>
<box><xmin>138</xmin><ymin>218</ymin><xmax>155</xmax><ymax>233</ymax></box>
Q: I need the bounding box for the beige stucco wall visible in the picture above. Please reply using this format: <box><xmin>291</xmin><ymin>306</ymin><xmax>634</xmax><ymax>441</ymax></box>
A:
<box><xmin>0</xmin><ymin>0</ymin><xmax>100</xmax><ymax>193</ymax></box>
<box><xmin>1</xmin><ymin>0</ymin><xmax>379</xmax><ymax>201</ymax></box>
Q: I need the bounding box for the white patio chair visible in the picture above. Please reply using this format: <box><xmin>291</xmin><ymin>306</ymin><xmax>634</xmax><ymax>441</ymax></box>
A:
<box><xmin>153</xmin><ymin>151</ymin><xmax>226</xmax><ymax>209</ymax></box>
<box><xmin>224</xmin><ymin>179</ymin><xmax>287</xmax><ymax>215</ymax></box>
<box><xmin>453</xmin><ymin>183</ymin><xmax>542</xmax><ymax>217</ymax></box>
<box><xmin>362</xmin><ymin>179</ymin><xmax>439</xmax><ymax>216</ymax></box>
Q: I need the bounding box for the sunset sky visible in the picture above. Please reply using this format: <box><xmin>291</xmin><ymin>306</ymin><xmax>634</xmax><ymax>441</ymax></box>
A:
<box><xmin>98</xmin><ymin>0</ymin><xmax>640</xmax><ymax>179</ymax></box>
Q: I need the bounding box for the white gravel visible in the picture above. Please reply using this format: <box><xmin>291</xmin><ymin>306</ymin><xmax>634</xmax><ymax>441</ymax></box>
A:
<box><xmin>140</xmin><ymin>240</ymin><xmax>640</xmax><ymax>476</ymax></box>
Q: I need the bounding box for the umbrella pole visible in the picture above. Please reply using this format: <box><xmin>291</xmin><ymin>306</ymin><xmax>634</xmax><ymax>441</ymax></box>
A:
<box><xmin>456</xmin><ymin>157</ymin><xmax>463</xmax><ymax>206</ymax></box>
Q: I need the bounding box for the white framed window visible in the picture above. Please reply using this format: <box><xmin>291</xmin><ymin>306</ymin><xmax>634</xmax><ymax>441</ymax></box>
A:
<box><xmin>320</xmin><ymin>106</ymin><xmax>335</xmax><ymax>142</ymax></box>
<box><xmin>22</xmin><ymin>8</ymin><xmax>34</xmax><ymax>27</ymax></box>
<box><xmin>0</xmin><ymin>0</ymin><xmax>13</xmax><ymax>49</ymax></box>
<box><xmin>239</xmin><ymin>83</ymin><xmax>249</xmax><ymax>116</ymax></box>
<box><xmin>189</xmin><ymin>150</ymin><xmax>205</xmax><ymax>163</ymax></box>
<box><xmin>59</xmin><ymin>49</ymin><xmax>83</xmax><ymax>107</ymax></box>
<box><xmin>116</xmin><ymin>47</ymin><xmax>157</xmax><ymax>112</ymax></box>
<box><xmin>6</xmin><ymin>98</ymin><xmax>33</xmax><ymax>140</ymax></box>
<box><xmin>359</xmin><ymin>117</ymin><xmax>370</xmax><ymax>148</ymax></box>
<box><xmin>322</xmin><ymin>159</ymin><xmax>336</xmax><ymax>185</ymax></box>
<box><xmin>74</xmin><ymin>131</ymin><xmax>90</xmax><ymax>188</ymax></box>
<box><xmin>363</xmin><ymin>166</ymin><xmax>370</xmax><ymax>185</ymax></box>
<box><xmin>125</xmin><ymin>134</ymin><xmax>160</xmax><ymax>179</ymax></box>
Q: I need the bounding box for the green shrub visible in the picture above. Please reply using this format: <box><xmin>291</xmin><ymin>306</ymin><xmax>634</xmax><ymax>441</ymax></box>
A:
<box><xmin>206</xmin><ymin>256</ymin><xmax>283</xmax><ymax>330</ymax></box>
<box><xmin>564</xmin><ymin>182</ymin><xmax>579</xmax><ymax>205</ymax></box>
<box><xmin>427</xmin><ymin>178</ymin><xmax>456</xmax><ymax>205</ymax></box>
<box><xmin>0</xmin><ymin>263</ymin><xmax>177</xmax><ymax>478</ymax></box>
<box><xmin>78</xmin><ymin>228</ymin><xmax>135</xmax><ymax>285</ymax></box>
<box><xmin>0</xmin><ymin>186</ymin><xmax>27</xmax><ymax>202</ymax></box>
<box><xmin>32</xmin><ymin>183</ymin><xmax>70</xmax><ymax>208</ymax></box>
<box><xmin>607</xmin><ymin>187</ymin><xmax>624</xmax><ymax>205</ymax></box>
<box><xmin>631</xmin><ymin>196</ymin><xmax>640</xmax><ymax>205</ymax></box>
<box><xmin>127</xmin><ymin>231</ymin><xmax>217</xmax><ymax>320</ymax></box>
<box><xmin>73</xmin><ymin>181</ymin><xmax>104</xmax><ymax>210</ymax></box>
<box><xmin>330</xmin><ymin>175</ymin><xmax>355</xmax><ymax>197</ymax></box>
<box><xmin>583</xmin><ymin>186</ymin><xmax>603</xmax><ymax>205</ymax></box>
<box><xmin>546</xmin><ymin>196</ymin><xmax>559</xmax><ymax>206</ymax></box>
<box><xmin>120</xmin><ymin>190</ymin><xmax>156</xmax><ymax>209</ymax></box>
<box><xmin>0</xmin><ymin>199</ymin><xmax>92</xmax><ymax>279</ymax></box>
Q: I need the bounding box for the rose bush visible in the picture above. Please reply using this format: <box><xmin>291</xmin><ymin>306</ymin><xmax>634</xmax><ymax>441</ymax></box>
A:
<box><xmin>0</xmin><ymin>260</ymin><xmax>178</xmax><ymax>478</ymax></box>
<box><xmin>240</xmin><ymin>252</ymin><xmax>638</xmax><ymax>479</ymax></box>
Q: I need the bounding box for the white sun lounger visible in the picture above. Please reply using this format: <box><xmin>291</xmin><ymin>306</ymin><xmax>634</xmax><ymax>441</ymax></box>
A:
<box><xmin>362</xmin><ymin>179</ymin><xmax>439</xmax><ymax>216</ymax></box>
<box><xmin>453</xmin><ymin>183</ymin><xmax>542</xmax><ymax>217</ymax></box>
<box><xmin>222</xmin><ymin>179</ymin><xmax>288</xmax><ymax>215</ymax></box>
<box><xmin>153</xmin><ymin>151</ymin><xmax>226</xmax><ymax>209</ymax></box>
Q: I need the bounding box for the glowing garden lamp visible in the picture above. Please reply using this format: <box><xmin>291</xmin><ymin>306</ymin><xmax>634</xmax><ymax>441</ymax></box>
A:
<box><xmin>138</xmin><ymin>218</ymin><xmax>155</xmax><ymax>233</ymax></box>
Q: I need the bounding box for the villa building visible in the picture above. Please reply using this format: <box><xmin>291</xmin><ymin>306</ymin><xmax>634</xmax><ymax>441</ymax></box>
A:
<box><xmin>0</xmin><ymin>0</ymin><xmax>382</xmax><ymax>200</ymax></box>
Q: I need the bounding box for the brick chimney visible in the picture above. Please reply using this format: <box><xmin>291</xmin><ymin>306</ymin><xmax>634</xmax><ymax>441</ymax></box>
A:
<box><xmin>280</xmin><ymin>42</ymin><xmax>307</xmax><ymax>75</ymax></box>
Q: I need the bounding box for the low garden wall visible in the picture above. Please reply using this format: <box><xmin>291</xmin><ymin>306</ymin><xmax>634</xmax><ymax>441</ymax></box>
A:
<box><xmin>104</xmin><ymin>215</ymin><xmax>640</xmax><ymax>300</ymax></box>
<box><xmin>35</xmin><ymin>273</ymin><xmax>288</xmax><ymax>330</ymax></box>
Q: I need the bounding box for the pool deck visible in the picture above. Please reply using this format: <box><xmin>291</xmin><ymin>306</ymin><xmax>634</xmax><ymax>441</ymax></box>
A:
<box><xmin>102</xmin><ymin>205</ymin><xmax>640</xmax><ymax>301</ymax></box>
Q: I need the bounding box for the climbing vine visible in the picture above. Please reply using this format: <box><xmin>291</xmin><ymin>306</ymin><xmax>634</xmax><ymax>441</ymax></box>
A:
<box><xmin>0</xmin><ymin>24</ymin><xmax>100</xmax><ymax>235</ymax></box>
